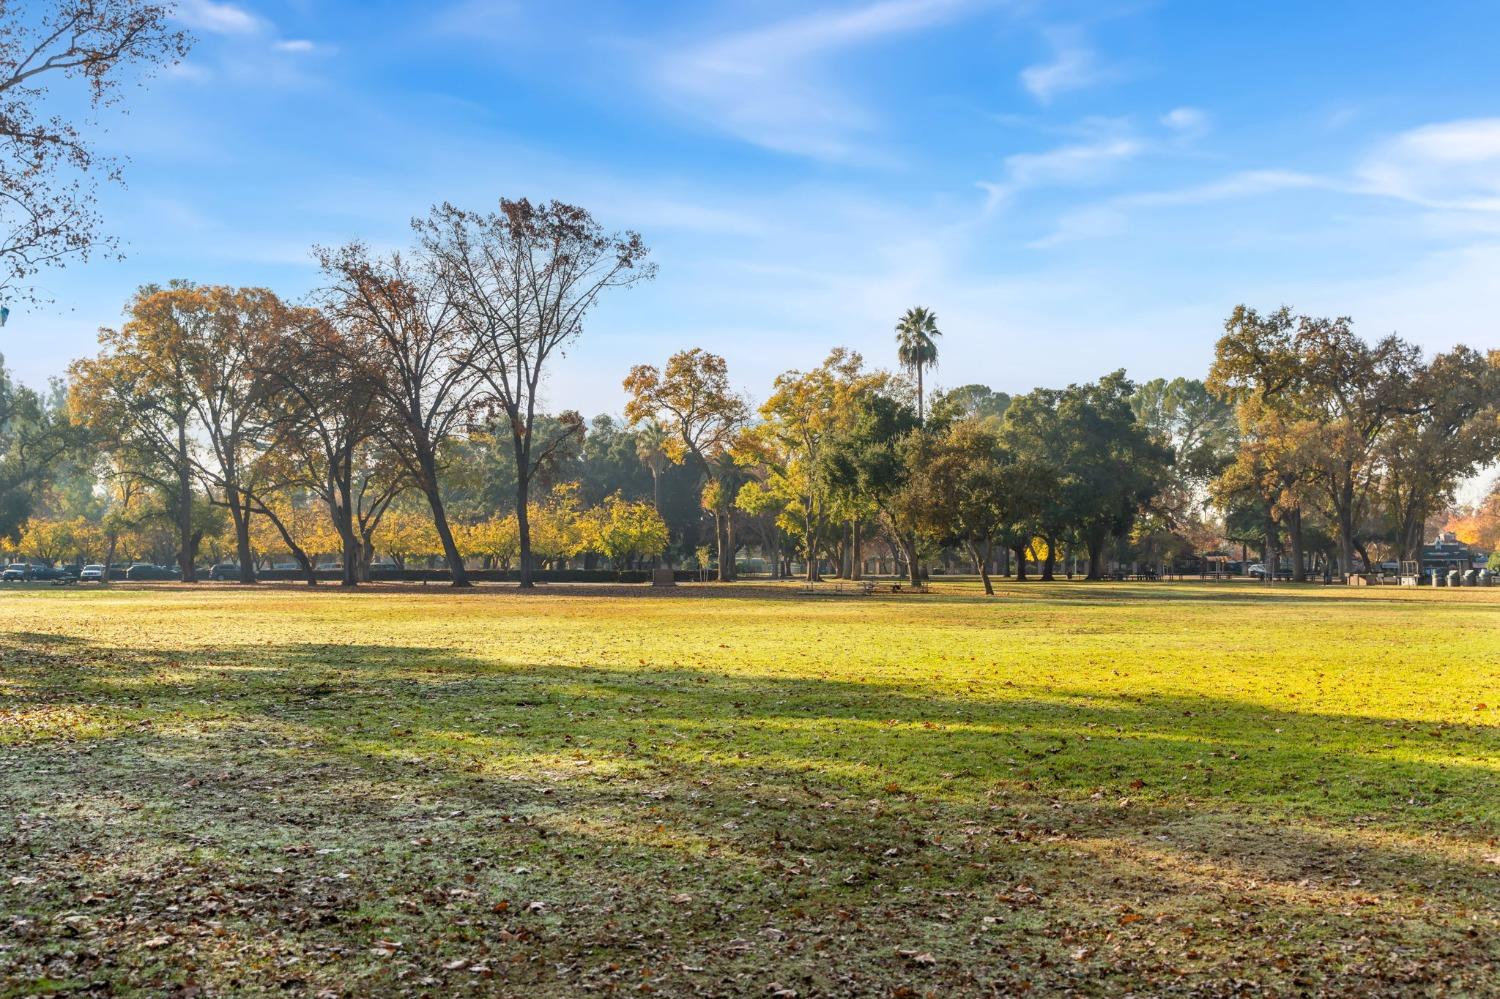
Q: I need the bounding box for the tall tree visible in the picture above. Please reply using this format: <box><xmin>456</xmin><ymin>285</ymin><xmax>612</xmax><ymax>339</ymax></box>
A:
<box><xmin>738</xmin><ymin>349</ymin><xmax>886</xmax><ymax>582</ymax></box>
<box><xmin>174</xmin><ymin>285</ymin><xmax>290</xmax><ymax>583</ymax></box>
<box><xmin>70</xmin><ymin>284</ymin><xmax>214</xmax><ymax>580</ymax></box>
<box><xmin>0</xmin><ymin>354</ymin><xmax>80</xmax><ymax>536</ymax></box>
<box><xmin>1006</xmin><ymin>372</ymin><xmax>1169</xmax><ymax>580</ymax></box>
<box><xmin>0</xmin><ymin>1</ymin><xmax>190</xmax><ymax>303</ymax></box>
<box><xmin>261</xmin><ymin>311</ymin><xmax>407</xmax><ymax>586</ymax></box>
<box><xmin>1211</xmin><ymin>305</ymin><xmax>1420</xmax><ymax>578</ymax></box>
<box><xmin>634</xmin><ymin>419</ymin><xmax>669</xmax><ymax>513</ymax></box>
<box><xmin>998</xmin><ymin>387</ymin><xmax>1069</xmax><ymax>579</ymax></box>
<box><xmin>417</xmin><ymin>198</ymin><xmax>653</xmax><ymax>588</ymax></box>
<box><xmin>1380</xmin><ymin>347</ymin><xmax>1500</xmax><ymax>561</ymax></box>
<box><xmin>922</xmin><ymin>418</ymin><xmax>1016</xmax><ymax>595</ymax></box>
<box><xmin>317</xmin><ymin>242</ymin><xmax>480</xmax><ymax>586</ymax></box>
<box><xmin>894</xmin><ymin>306</ymin><xmax>941</xmax><ymax>423</ymax></box>
<box><xmin>624</xmin><ymin>348</ymin><xmax>749</xmax><ymax>581</ymax></box>
<box><xmin>827</xmin><ymin>392</ymin><xmax>926</xmax><ymax>586</ymax></box>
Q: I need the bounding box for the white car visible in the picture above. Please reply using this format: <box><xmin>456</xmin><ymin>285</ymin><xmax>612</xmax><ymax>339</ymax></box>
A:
<box><xmin>79</xmin><ymin>564</ymin><xmax>106</xmax><ymax>582</ymax></box>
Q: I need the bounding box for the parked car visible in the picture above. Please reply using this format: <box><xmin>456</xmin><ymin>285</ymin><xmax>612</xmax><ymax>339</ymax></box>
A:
<box><xmin>1246</xmin><ymin>563</ymin><xmax>1293</xmax><ymax>579</ymax></box>
<box><xmin>2</xmin><ymin>562</ymin><xmax>32</xmax><ymax>581</ymax></box>
<box><xmin>209</xmin><ymin>562</ymin><xmax>242</xmax><ymax>581</ymax></box>
<box><xmin>30</xmin><ymin>565</ymin><xmax>74</xmax><ymax>581</ymax></box>
<box><xmin>125</xmin><ymin>562</ymin><xmax>181</xmax><ymax>581</ymax></box>
<box><xmin>79</xmin><ymin>564</ymin><xmax>107</xmax><ymax>582</ymax></box>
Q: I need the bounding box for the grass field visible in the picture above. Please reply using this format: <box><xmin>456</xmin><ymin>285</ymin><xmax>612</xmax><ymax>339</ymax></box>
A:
<box><xmin>2</xmin><ymin>580</ymin><xmax>1499</xmax><ymax>997</ymax></box>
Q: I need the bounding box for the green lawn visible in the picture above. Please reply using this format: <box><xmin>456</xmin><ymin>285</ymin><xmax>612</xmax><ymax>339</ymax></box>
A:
<box><xmin>2</xmin><ymin>581</ymin><xmax>1498</xmax><ymax>996</ymax></box>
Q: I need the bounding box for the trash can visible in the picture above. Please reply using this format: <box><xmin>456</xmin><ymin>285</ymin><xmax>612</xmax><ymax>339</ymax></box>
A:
<box><xmin>1447</xmin><ymin>569</ymin><xmax>1462</xmax><ymax>588</ymax></box>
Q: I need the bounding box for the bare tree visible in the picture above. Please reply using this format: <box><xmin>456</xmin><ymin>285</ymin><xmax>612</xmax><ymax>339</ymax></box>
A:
<box><xmin>0</xmin><ymin>1</ymin><xmax>191</xmax><ymax>301</ymax></box>
<box><xmin>261</xmin><ymin>309</ymin><xmax>408</xmax><ymax>586</ymax></box>
<box><xmin>317</xmin><ymin>242</ymin><xmax>480</xmax><ymax>586</ymax></box>
<box><xmin>417</xmin><ymin>198</ymin><xmax>654</xmax><ymax>588</ymax></box>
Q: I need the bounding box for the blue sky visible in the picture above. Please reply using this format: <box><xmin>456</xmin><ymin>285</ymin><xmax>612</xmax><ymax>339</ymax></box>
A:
<box><xmin>10</xmin><ymin>0</ymin><xmax>1500</xmax><ymax>419</ymax></box>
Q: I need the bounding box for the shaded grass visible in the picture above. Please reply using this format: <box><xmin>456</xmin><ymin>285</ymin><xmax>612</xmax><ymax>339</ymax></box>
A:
<box><xmin>2</xmin><ymin>580</ymin><xmax>1499</xmax><ymax>996</ymax></box>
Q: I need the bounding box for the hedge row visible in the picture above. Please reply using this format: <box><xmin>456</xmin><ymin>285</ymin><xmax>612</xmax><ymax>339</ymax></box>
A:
<box><xmin>240</xmin><ymin>567</ymin><xmax>703</xmax><ymax>584</ymax></box>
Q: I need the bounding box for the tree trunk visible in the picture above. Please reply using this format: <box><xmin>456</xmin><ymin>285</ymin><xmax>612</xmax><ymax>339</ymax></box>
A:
<box><xmin>722</xmin><ymin>509</ymin><xmax>737</xmax><ymax>581</ymax></box>
<box><xmin>176</xmin><ymin>417</ymin><xmax>196</xmax><ymax>583</ymax></box>
<box><xmin>851</xmin><ymin>520</ymin><xmax>862</xmax><ymax>580</ymax></box>
<box><xmin>258</xmin><ymin>504</ymin><xmax>318</xmax><ymax>586</ymax></box>
<box><xmin>1013</xmin><ymin>543</ymin><xmax>1028</xmax><ymax>581</ymax></box>
<box><xmin>1084</xmin><ymin>527</ymin><xmax>1107</xmax><ymax>580</ymax></box>
<box><xmin>1336</xmin><ymin>475</ymin><xmax>1355</xmax><ymax>581</ymax></box>
<box><xmin>358</xmin><ymin>534</ymin><xmax>376</xmax><ymax>582</ymax></box>
<box><xmin>713</xmin><ymin>510</ymin><xmax>729</xmax><ymax>582</ymax></box>
<box><xmin>804</xmin><ymin>509</ymin><xmax>821</xmax><ymax>582</ymax></box>
<box><xmin>902</xmin><ymin>533</ymin><xmax>921</xmax><ymax>587</ymax></box>
<box><xmin>416</xmin><ymin>448</ymin><xmax>469</xmax><ymax>587</ymax></box>
<box><xmin>1263</xmin><ymin>505</ymin><xmax>1279</xmax><ymax>585</ymax></box>
<box><xmin>230</xmin><ymin>489</ymin><xmax>257</xmax><ymax>584</ymax></box>
<box><xmin>1041</xmin><ymin>535</ymin><xmax>1057</xmax><ymax>581</ymax></box>
<box><xmin>515</xmin><ymin>481</ymin><xmax>535</xmax><ymax>588</ymax></box>
<box><xmin>1399</xmin><ymin>497</ymin><xmax>1426</xmax><ymax>563</ymax></box>
<box><xmin>1286</xmin><ymin>506</ymin><xmax>1305</xmax><ymax>582</ymax></box>
<box><xmin>332</xmin><ymin>506</ymin><xmax>357</xmax><ymax>587</ymax></box>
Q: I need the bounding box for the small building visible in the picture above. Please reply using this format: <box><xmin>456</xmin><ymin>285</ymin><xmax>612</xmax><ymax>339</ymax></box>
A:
<box><xmin>1421</xmin><ymin>532</ymin><xmax>1488</xmax><ymax>577</ymax></box>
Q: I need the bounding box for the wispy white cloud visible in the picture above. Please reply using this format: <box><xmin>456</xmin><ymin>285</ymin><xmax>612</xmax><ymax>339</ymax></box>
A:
<box><xmin>978</xmin><ymin>129</ymin><xmax>1143</xmax><ymax>212</ymax></box>
<box><xmin>1027</xmin><ymin>117</ymin><xmax>1500</xmax><ymax>248</ymax></box>
<box><xmin>1019</xmin><ymin>32</ymin><xmax>1107</xmax><ymax>104</ymax></box>
<box><xmin>175</xmin><ymin>0</ymin><xmax>264</xmax><ymax>35</ymax></box>
<box><xmin>1122</xmin><ymin>169</ymin><xmax>1326</xmax><ymax>208</ymax></box>
<box><xmin>176</xmin><ymin>1</ymin><xmax>324</xmax><ymax>60</ymax></box>
<box><xmin>651</xmin><ymin>0</ymin><xmax>979</xmax><ymax>161</ymax></box>
<box><xmin>1355</xmin><ymin>118</ymin><xmax>1500</xmax><ymax>212</ymax></box>
<box><xmin>1027</xmin><ymin>169</ymin><xmax>1326</xmax><ymax>247</ymax></box>
<box><xmin>1161</xmin><ymin>106</ymin><xmax>1208</xmax><ymax>134</ymax></box>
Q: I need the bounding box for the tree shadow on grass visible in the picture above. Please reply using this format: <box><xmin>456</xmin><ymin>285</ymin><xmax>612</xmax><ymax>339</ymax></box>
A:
<box><xmin>4</xmin><ymin>632</ymin><xmax>1497</xmax><ymax>832</ymax></box>
<box><xmin>4</xmin><ymin>632</ymin><xmax>1499</xmax><ymax>994</ymax></box>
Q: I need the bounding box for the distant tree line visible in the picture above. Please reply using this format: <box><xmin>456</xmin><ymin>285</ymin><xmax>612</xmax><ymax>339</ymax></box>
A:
<box><xmin>2</xmin><ymin>199</ymin><xmax>1497</xmax><ymax>588</ymax></box>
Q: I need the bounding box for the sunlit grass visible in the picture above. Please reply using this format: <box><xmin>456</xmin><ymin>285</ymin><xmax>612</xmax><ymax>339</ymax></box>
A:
<box><xmin>2</xmin><ymin>580</ymin><xmax>1498</xmax><ymax>995</ymax></box>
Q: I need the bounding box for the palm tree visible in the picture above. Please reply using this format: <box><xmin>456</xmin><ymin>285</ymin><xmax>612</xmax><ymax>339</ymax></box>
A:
<box><xmin>634</xmin><ymin>420</ymin><xmax>669</xmax><ymax>513</ymax></box>
<box><xmin>894</xmin><ymin>306</ymin><xmax>941</xmax><ymax>422</ymax></box>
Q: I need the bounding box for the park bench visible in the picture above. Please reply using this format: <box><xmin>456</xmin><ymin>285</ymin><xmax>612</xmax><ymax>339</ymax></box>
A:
<box><xmin>797</xmin><ymin>580</ymin><xmax>877</xmax><ymax>597</ymax></box>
